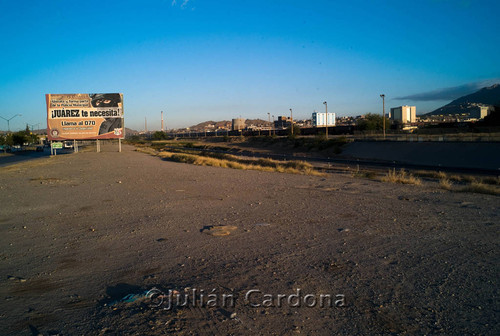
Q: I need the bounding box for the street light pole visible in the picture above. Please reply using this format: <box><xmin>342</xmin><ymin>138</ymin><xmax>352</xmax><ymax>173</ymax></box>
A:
<box><xmin>0</xmin><ymin>114</ymin><xmax>22</xmax><ymax>132</ymax></box>
<box><xmin>323</xmin><ymin>101</ymin><xmax>328</xmax><ymax>139</ymax></box>
<box><xmin>289</xmin><ymin>108</ymin><xmax>293</xmax><ymax>135</ymax></box>
<box><xmin>380</xmin><ymin>94</ymin><xmax>385</xmax><ymax>139</ymax></box>
<box><xmin>267</xmin><ymin>113</ymin><xmax>271</xmax><ymax>136</ymax></box>
<box><xmin>29</xmin><ymin>123</ymin><xmax>40</xmax><ymax>132</ymax></box>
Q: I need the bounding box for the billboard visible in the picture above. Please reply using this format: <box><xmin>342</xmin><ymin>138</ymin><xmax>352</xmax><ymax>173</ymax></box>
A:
<box><xmin>46</xmin><ymin>93</ymin><xmax>124</xmax><ymax>140</ymax></box>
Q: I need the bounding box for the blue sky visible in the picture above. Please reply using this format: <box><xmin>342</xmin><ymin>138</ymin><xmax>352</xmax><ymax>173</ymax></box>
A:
<box><xmin>1</xmin><ymin>0</ymin><xmax>499</xmax><ymax>130</ymax></box>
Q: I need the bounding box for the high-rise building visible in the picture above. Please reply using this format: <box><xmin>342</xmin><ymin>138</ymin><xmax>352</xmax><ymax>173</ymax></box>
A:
<box><xmin>470</xmin><ymin>105</ymin><xmax>491</xmax><ymax>119</ymax></box>
<box><xmin>312</xmin><ymin>111</ymin><xmax>336</xmax><ymax>126</ymax></box>
<box><xmin>390</xmin><ymin>106</ymin><xmax>416</xmax><ymax>123</ymax></box>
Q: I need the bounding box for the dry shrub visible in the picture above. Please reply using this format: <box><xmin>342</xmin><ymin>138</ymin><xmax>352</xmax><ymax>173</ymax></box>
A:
<box><xmin>481</xmin><ymin>176</ymin><xmax>500</xmax><ymax>185</ymax></box>
<box><xmin>135</xmin><ymin>147</ymin><xmax>158</xmax><ymax>156</ymax></box>
<box><xmin>439</xmin><ymin>178</ymin><xmax>452</xmax><ymax>190</ymax></box>
<box><xmin>352</xmin><ymin>170</ymin><xmax>378</xmax><ymax>179</ymax></box>
<box><xmin>254</xmin><ymin>158</ymin><xmax>278</xmax><ymax>168</ymax></box>
<box><xmin>460</xmin><ymin>182</ymin><xmax>500</xmax><ymax>196</ymax></box>
<box><xmin>381</xmin><ymin>169</ymin><xmax>421</xmax><ymax>185</ymax></box>
<box><xmin>461</xmin><ymin>175</ymin><xmax>478</xmax><ymax>183</ymax></box>
<box><xmin>448</xmin><ymin>175</ymin><xmax>463</xmax><ymax>182</ymax></box>
<box><xmin>450</xmin><ymin>175</ymin><xmax>477</xmax><ymax>183</ymax></box>
<box><xmin>153</xmin><ymin>150</ymin><xmax>323</xmax><ymax>176</ymax></box>
<box><xmin>285</xmin><ymin>160</ymin><xmax>313</xmax><ymax>170</ymax></box>
<box><xmin>414</xmin><ymin>170</ymin><xmax>447</xmax><ymax>179</ymax></box>
<box><xmin>136</xmin><ymin>143</ymin><xmax>325</xmax><ymax>176</ymax></box>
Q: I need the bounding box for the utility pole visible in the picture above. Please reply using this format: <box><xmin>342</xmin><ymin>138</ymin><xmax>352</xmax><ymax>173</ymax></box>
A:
<box><xmin>0</xmin><ymin>114</ymin><xmax>22</xmax><ymax>132</ymax></box>
<box><xmin>290</xmin><ymin>108</ymin><xmax>293</xmax><ymax>135</ymax></box>
<box><xmin>267</xmin><ymin>113</ymin><xmax>271</xmax><ymax>136</ymax></box>
<box><xmin>29</xmin><ymin>123</ymin><xmax>40</xmax><ymax>132</ymax></box>
<box><xmin>380</xmin><ymin>94</ymin><xmax>386</xmax><ymax>139</ymax></box>
<box><xmin>323</xmin><ymin>101</ymin><xmax>328</xmax><ymax>139</ymax></box>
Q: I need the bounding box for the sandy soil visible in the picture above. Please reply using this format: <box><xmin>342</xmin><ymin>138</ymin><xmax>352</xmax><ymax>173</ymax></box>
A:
<box><xmin>0</xmin><ymin>144</ymin><xmax>498</xmax><ymax>335</ymax></box>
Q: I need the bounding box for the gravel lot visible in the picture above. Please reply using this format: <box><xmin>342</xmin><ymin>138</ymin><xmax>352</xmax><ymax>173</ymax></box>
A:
<box><xmin>0</xmin><ymin>144</ymin><xmax>498</xmax><ymax>335</ymax></box>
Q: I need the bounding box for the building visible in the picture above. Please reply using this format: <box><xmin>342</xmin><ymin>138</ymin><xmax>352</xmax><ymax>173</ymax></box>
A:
<box><xmin>312</xmin><ymin>111</ymin><xmax>336</xmax><ymax>127</ymax></box>
<box><xmin>470</xmin><ymin>105</ymin><xmax>491</xmax><ymax>119</ymax></box>
<box><xmin>390</xmin><ymin>106</ymin><xmax>416</xmax><ymax>124</ymax></box>
<box><xmin>231</xmin><ymin>118</ymin><xmax>246</xmax><ymax>131</ymax></box>
<box><xmin>274</xmin><ymin>116</ymin><xmax>292</xmax><ymax>129</ymax></box>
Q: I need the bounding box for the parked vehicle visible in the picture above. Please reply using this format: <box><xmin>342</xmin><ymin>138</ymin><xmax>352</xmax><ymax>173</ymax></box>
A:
<box><xmin>10</xmin><ymin>145</ymin><xmax>22</xmax><ymax>152</ymax></box>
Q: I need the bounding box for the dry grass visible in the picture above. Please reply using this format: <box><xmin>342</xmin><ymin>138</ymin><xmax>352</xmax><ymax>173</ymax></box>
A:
<box><xmin>0</xmin><ymin>157</ymin><xmax>58</xmax><ymax>173</ymax></box>
<box><xmin>414</xmin><ymin>170</ymin><xmax>498</xmax><ymax>188</ymax></box>
<box><xmin>481</xmin><ymin>176</ymin><xmax>500</xmax><ymax>185</ymax></box>
<box><xmin>439</xmin><ymin>178</ymin><xmax>453</xmax><ymax>190</ymax></box>
<box><xmin>154</xmin><ymin>150</ymin><xmax>324</xmax><ymax>176</ymax></box>
<box><xmin>352</xmin><ymin>169</ymin><xmax>378</xmax><ymax>179</ymax></box>
<box><xmin>135</xmin><ymin>147</ymin><xmax>160</xmax><ymax>156</ymax></box>
<box><xmin>460</xmin><ymin>182</ymin><xmax>500</xmax><ymax>196</ymax></box>
<box><xmin>414</xmin><ymin>170</ymin><xmax>447</xmax><ymax>179</ymax></box>
<box><xmin>448</xmin><ymin>174</ymin><xmax>477</xmax><ymax>183</ymax></box>
<box><xmin>381</xmin><ymin>169</ymin><xmax>422</xmax><ymax>185</ymax></box>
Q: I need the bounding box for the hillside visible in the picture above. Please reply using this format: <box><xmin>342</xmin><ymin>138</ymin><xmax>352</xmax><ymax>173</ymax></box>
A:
<box><xmin>426</xmin><ymin>84</ymin><xmax>500</xmax><ymax>116</ymax></box>
<box><xmin>189</xmin><ymin>118</ymin><xmax>271</xmax><ymax>130</ymax></box>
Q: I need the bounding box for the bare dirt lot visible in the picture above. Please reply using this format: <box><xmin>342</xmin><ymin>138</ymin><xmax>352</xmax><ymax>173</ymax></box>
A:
<box><xmin>0</xmin><ymin>144</ymin><xmax>498</xmax><ymax>335</ymax></box>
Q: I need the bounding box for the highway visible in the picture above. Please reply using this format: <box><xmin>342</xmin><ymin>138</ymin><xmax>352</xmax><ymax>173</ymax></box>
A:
<box><xmin>0</xmin><ymin>147</ymin><xmax>72</xmax><ymax>167</ymax></box>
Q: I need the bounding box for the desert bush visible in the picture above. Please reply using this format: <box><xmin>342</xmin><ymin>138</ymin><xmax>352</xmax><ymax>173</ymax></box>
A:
<box><xmin>481</xmin><ymin>176</ymin><xmax>500</xmax><ymax>185</ymax></box>
<box><xmin>157</xmin><ymin>151</ymin><xmax>323</xmax><ymax>176</ymax></box>
<box><xmin>352</xmin><ymin>170</ymin><xmax>378</xmax><ymax>179</ymax></box>
<box><xmin>381</xmin><ymin>169</ymin><xmax>421</xmax><ymax>185</ymax></box>
<box><xmin>284</xmin><ymin>160</ymin><xmax>313</xmax><ymax>170</ymax></box>
<box><xmin>135</xmin><ymin>147</ymin><xmax>158</xmax><ymax>155</ymax></box>
<box><xmin>413</xmin><ymin>170</ymin><xmax>447</xmax><ymax>179</ymax></box>
<box><xmin>460</xmin><ymin>182</ymin><xmax>499</xmax><ymax>196</ymax></box>
<box><xmin>439</xmin><ymin>178</ymin><xmax>452</xmax><ymax>190</ymax></box>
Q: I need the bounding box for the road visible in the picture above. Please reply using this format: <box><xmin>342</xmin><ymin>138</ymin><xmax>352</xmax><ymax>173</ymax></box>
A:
<box><xmin>0</xmin><ymin>147</ymin><xmax>72</xmax><ymax>167</ymax></box>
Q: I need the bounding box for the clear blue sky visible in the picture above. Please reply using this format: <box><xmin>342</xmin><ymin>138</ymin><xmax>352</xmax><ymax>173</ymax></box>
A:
<box><xmin>1</xmin><ymin>0</ymin><xmax>499</xmax><ymax>131</ymax></box>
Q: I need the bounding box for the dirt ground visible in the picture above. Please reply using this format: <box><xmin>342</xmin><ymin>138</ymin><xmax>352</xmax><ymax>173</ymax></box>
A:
<box><xmin>0</xmin><ymin>144</ymin><xmax>498</xmax><ymax>335</ymax></box>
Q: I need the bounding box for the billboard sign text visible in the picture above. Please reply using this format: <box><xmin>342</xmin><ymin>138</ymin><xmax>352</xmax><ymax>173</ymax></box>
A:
<box><xmin>46</xmin><ymin>93</ymin><xmax>124</xmax><ymax>140</ymax></box>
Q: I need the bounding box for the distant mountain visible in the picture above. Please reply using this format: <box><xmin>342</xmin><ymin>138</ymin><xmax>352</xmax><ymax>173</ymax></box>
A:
<box><xmin>189</xmin><ymin>119</ymin><xmax>271</xmax><ymax>130</ymax></box>
<box><xmin>125</xmin><ymin>127</ymin><xmax>140</xmax><ymax>135</ymax></box>
<box><xmin>189</xmin><ymin>120</ymin><xmax>231</xmax><ymax>130</ymax></box>
<box><xmin>425</xmin><ymin>84</ymin><xmax>500</xmax><ymax>116</ymax></box>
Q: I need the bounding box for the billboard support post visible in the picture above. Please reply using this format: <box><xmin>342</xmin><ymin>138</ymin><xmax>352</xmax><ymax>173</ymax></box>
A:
<box><xmin>118</xmin><ymin>138</ymin><xmax>122</xmax><ymax>152</ymax></box>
